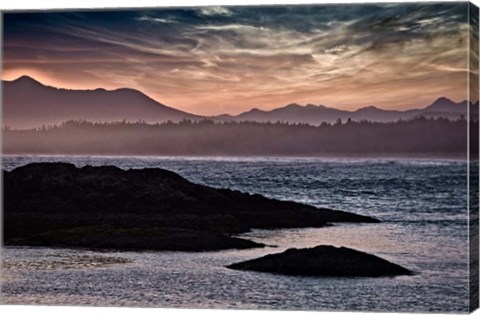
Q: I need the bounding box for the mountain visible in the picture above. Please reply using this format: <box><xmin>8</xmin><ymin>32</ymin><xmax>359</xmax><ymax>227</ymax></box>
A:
<box><xmin>231</xmin><ymin>103</ymin><xmax>346</xmax><ymax>125</ymax></box>
<box><xmin>2</xmin><ymin>76</ymin><xmax>201</xmax><ymax>129</ymax></box>
<box><xmin>3</xmin><ymin>75</ymin><xmax>478</xmax><ymax>129</ymax></box>
<box><xmin>424</xmin><ymin>97</ymin><xmax>465</xmax><ymax>112</ymax></box>
<box><xmin>215</xmin><ymin>97</ymin><xmax>478</xmax><ymax>125</ymax></box>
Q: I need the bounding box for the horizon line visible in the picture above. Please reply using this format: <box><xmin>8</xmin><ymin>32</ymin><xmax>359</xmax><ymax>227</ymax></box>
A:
<box><xmin>3</xmin><ymin>74</ymin><xmax>471</xmax><ymax>116</ymax></box>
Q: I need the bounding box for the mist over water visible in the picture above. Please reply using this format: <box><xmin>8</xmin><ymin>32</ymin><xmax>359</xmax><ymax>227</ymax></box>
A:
<box><xmin>1</xmin><ymin>156</ymin><xmax>472</xmax><ymax>312</ymax></box>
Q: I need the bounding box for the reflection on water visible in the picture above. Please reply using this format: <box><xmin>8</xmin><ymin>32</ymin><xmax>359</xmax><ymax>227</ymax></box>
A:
<box><xmin>0</xmin><ymin>155</ymin><xmax>471</xmax><ymax>312</ymax></box>
<box><xmin>3</xmin><ymin>251</ymin><xmax>130</xmax><ymax>271</ymax></box>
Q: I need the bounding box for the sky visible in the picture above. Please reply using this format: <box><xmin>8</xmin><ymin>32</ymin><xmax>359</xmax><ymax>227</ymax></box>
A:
<box><xmin>2</xmin><ymin>2</ymin><xmax>472</xmax><ymax>115</ymax></box>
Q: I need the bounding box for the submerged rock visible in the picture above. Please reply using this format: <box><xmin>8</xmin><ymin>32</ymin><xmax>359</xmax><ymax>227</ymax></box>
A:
<box><xmin>4</xmin><ymin>163</ymin><xmax>379</xmax><ymax>252</ymax></box>
<box><xmin>227</xmin><ymin>245</ymin><xmax>413</xmax><ymax>277</ymax></box>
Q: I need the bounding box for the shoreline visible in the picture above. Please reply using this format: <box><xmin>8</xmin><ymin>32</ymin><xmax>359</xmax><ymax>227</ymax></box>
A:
<box><xmin>1</xmin><ymin>153</ymin><xmax>473</xmax><ymax>165</ymax></box>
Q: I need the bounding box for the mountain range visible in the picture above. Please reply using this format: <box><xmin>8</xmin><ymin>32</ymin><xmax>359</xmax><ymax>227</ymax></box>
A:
<box><xmin>2</xmin><ymin>76</ymin><xmax>478</xmax><ymax>129</ymax></box>
<box><xmin>216</xmin><ymin>98</ymin><xmax>478</xmax><ymax>124</ymax></box>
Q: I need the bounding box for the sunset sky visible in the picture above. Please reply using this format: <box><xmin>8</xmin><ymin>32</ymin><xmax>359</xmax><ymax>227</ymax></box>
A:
<box><xmin>2</xmin><ymin>2</ymin><xmax>471</xmax><ymax>115</ymax></box>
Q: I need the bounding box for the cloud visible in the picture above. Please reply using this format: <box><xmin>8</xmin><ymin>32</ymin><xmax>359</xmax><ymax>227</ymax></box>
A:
<box><xmin>199</xmin><ymin>6</ymin><xmax>233</xmax><ymax>17</ymax></box>
<box><xmin>136</xmin><ymin>16</ymin><xmax>178</xmax><ymax>24</ymax></box>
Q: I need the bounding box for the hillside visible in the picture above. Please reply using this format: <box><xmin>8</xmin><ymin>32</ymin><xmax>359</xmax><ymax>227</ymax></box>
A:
<box><xmin>2</xmin><ymin>76</ymin><xmax>201</xmax><ymax>129</ymax></box>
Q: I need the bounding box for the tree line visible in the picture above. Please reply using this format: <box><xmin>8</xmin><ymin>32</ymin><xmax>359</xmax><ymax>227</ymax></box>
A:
<box><xmin>3</xmin><ymin>117</ymin><xmax>477</xmax><ymax>158</ymax></box>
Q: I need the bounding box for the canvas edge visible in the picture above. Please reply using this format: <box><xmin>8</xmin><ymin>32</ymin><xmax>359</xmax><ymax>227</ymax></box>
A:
<box><xmin>0</xmin><ymin>2</ymin><xmax>477</xmax><ymax>313</ymax></box>
<box><xmin>0</xmin><ymin>8</ymin><xmax>5</xmax><ymax>303</ymax></box>
<box><xmin>469</xmin><ymin>1</ymin><xmax>480</xmax><ymax>313</ymax></box>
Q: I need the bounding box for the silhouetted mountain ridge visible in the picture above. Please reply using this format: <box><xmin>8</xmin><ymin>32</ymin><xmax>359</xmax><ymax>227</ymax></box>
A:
<box><xmin>3</xmin><ymin>76</ymin><xmax>201</xmax><ymax>129</ymax></box>
<box><xmin>217</xmin><ymin>97</ymin><xmax>478</xmax><ymax>125</ymax></box>
<box><xmin>3</xmin><ymin>76</ymin><xmax>478</xmax><ymax>129</ymax></box>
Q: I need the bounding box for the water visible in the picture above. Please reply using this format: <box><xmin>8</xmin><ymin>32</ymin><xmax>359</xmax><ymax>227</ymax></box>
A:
<box><xmin>0</xmin><ymin>155</ymin><xmax>472</xmax><ymax>312</ymax></box>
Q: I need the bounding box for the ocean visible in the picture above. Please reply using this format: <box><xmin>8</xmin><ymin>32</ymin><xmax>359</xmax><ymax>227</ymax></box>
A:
<box><xmin>0</xmin><ymin>155</ymin><xmax>473</xmax><ymax>312</ymax></box>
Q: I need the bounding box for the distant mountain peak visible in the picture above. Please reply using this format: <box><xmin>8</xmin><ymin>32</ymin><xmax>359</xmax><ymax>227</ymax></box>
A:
<box><xmin>429</xmin><ymin>96</ymin><xmax>455</xmax><ymax>106</ymax></box>
<box><xmin>356</xmin><ymin>105</ymin><xmax>379</xmax><ymax>112</ymax></box>
<box><xmin>114</xmin><ymin>87</ymin><xmax>139</xmax><ymax>93</ymax></box>
<box><xmin>284</xmin><ymin>103</ymin><xmax>301</xmax><ymax>109</ymax></box>
<box><xmin>434</xmin><ymin>96</ymin><xmax>454</xmax><ymax>103</ymax></box>
<box><xmin>425</xmin><ymin>97</ymin><xmax>458</xmax><ymax>112</ymax></box>
<box><xmin>248</xmin><ymin>108</ymin><xmax>263</xmax><ymax>113</ymax></box>
<box><xmin>11</xmin><ymin>75</ymin><xmax>42</xmax><ymax>85</ymax></box>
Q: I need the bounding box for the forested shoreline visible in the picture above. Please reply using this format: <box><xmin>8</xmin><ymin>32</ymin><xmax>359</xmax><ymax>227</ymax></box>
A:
<box><xmin>3</xmin><ymin>117</ymin><xmax>477</xmax><ymax>157</ymax></box>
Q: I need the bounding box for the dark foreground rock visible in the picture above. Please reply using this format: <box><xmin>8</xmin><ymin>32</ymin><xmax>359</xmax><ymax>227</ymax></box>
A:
<box><xmin>227</xmin><ymin>245</ymin><xmax>413</xmax><ymax>277</ymax></box>
<box><xmin>4</xmin><ymin>163</ymin><xmax>379</xmax><ymax>251</ymax></box>
<box><xmin>7</xmin><ymin>226</ymin><xmax>263</xmax><ymax>252</ymax></box>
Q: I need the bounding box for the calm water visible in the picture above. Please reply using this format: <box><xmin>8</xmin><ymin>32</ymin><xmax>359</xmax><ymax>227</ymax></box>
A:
<box><xmin>0</xmin><ymin>155</ymin><xmax>472</xmax><ymax>312</ymax></box>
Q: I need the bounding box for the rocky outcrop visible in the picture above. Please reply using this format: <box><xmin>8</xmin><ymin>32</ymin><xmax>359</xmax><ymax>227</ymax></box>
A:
<box><xmin>8</xmin><ymin>226</ymin><xmax>264</xmax><ymax>252</ymax></box>
<box><xmin>227</xmin><ymin>245</ymin><xmax>413</xmax><ymax>277</ymax></box>
<box><xmin>3</xmin><ymin>163</ymin><xmax>379</xmax><ymax>251</ymax></box>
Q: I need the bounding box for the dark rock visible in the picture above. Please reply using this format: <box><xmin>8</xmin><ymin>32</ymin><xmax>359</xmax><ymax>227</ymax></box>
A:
<box><xmin>3</xmin><ymin>163</ymin><xmax>379</xmax><ymax>251</ymax></box>
<box><xmin>8</xmin><ymin>226</ymin><xmax>264</xmax><ymax>252</ymax></box>
<box><xmin>227</xmin><ymin>245</ymin><xmax>413</xmax><ymax>277</ymax></box>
